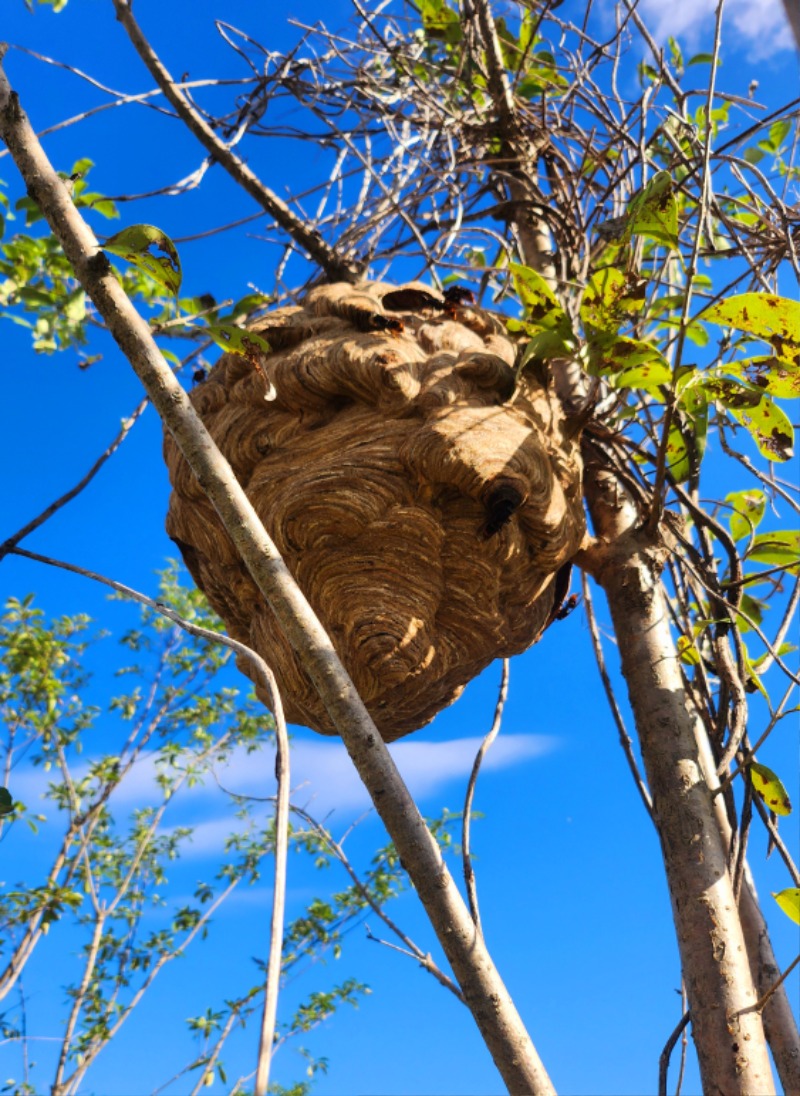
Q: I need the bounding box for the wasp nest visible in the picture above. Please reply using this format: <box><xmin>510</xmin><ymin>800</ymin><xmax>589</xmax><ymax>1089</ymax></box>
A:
<box><xmin>164</xmin><ymin>282</ymin><xmax>585</xmax><ymax>741</ymax></box>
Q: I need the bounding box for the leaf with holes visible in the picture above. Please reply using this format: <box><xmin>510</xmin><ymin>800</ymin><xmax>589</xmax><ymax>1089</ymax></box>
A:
<box><xmin>205</xmin><ymin>325</ymin><xmax>275</xmax><ymax>400</ymax></box>
<box><xmin>726</xmin><ymin>489</ymin><xmax>766</xmax><ymax>541</ymax></box>
<box><xmin>750</xmin><ymin>763</ymin><xmax>792</xmax><ymax>815</ymax></box>
<box><xmin>581</xmin><ymin>268</ymin><xmax>647</xmax><ymax>334</ymax></box>
<box><xmin>723</xmin><ymin>356</ymin><xmax>800</xmax><ymax>399</ymax></box>
<box><xmin>714</xmin><ymin>383</ymin><xmax>794</xmax><ymax>463</ymax></box>
<box><xmin>704</xmin><ymin>294</ymin><xmax>800</xmax><ymax>366</ymax></box>
<box><xmin>103</xmin><ymin>224</ymin><xmax>182</xmax><ymax>297</ymax></box>
<box><xmin>773</xmin><ymin>889</ymin><xmax>800</xmax><ymax>925</ymax></box>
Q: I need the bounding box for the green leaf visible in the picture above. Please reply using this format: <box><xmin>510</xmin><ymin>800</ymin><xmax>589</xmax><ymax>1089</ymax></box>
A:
<box><xmin>750</xmin><ymin>763</ymin><xmax>792</xmax><ymax>815</ymax></box>
<box><xmin>743</xmin><ymin>146</ymin><xmax>766</xmax><ymax>166</ymax></box>
<box><xmin>665</xmin><ymin>420</ymin><xmax>693</xmax><ymax>484</ymax></box>
<box><xmin>725</xmin><ymin>489</ymin><xmax>766</xmax><ymax>541</ymax></box>
<box><xmin>704</xmin><ymin>294</ymin><xmax>800</xmax><ymax>366</ymax></box>
<box><xmin>414</xmin><ymin>0</ymin><xmax>462</xmax><ymax>43</ymax></box>
<box><xmin>745</xmin><ymin>530</ymin><xmax>800</xmax><ymax>574</ymax></box>
<box><xmin>0</xmin><ymin>786</ymin><xmax>13</xmax><ymax>817</ymax></box>
<box><xmin>204</xmin><ymin>324</ymin><xmax>270</xmax><ymax>359</ymax></box>
<box><xmin>508</xmin><ymin>263</ymin><xmax>575</xmax><ymax>371</ymax></box>
<box><xmin>687</xmin><ymin>52</ymin><xmax>717</xmax><ymax>67</ymax></box>
<box><xmin>702</xmin><ymin>375</ymin><xmax>794</xmax><ymax>462</ymax></box>
<box><xmin>759</xmin><ymin>120</ymin><xmax>791</xmax><ymax>153</ymax></box>
<box><xmin>773</xmin><ymin>888</ymin><xmax>800</xmax><ymax>925</ymax></box>
<box><xmin>586</xmin><ymin>330</ymin><xmax>671</xmax><ymax>390</ymax></box>
<box><xmin>580</xmin><ymin>268</ymin><xmax>646</xmax><ymax>333</ymax></box>
<box><xmin>743</xmin><ymin>650</ymin><xmax>769</xmax><ymax>701</ymax></box>
<box><xmin>738</xmin><ymin>591</ymin><xmax>767</xmax><ymax>634</ymax></box>
<box><xmin>510</xmin><ymin>262</ymin><xmax>560</xmax><ymax>311</ymax></box>
<box><xmin>103</xmin><ymin>224</ymin><xmax>182</xmax><ymax>297</ymax></box>
<box><xmin>627</xmin><ymin>171</ymin><xmax>679</xmax><ymax>249</ymax></box>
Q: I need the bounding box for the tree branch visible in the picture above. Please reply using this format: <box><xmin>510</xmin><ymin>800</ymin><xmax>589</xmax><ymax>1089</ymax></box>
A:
<box><xmin>583</xmin><ymin>459</ymin><xmax>776</xmax><ymax>1093</ymax></box>
<box><xmin>0</xmin><ymin>58</ymin><xmax>554</xmax><ymax>1096</ymax></box>
<box><xmin>462</xmin><ymin>658</ymin><xmax>509</xmax><ymax>932</ymax></box>
<box><xmin>110</xmin><ymin>1</ymin><xmax>361</xmax><ymax>284</ymax></box>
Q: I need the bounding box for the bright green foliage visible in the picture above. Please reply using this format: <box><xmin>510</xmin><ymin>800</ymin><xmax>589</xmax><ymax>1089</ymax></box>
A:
<box><xmin>0</xmin><ymin>161</ymin><xmax>116</xmax><ymax>352</ymax></box>
<box><xmin>749</xmin><ymin>762</ymin><xmax>792</xmax><ymax>815</ymax></box>
<box><xmin>414</xmin><ymin>0</ymin><xmax>462</xmax><ymax>45</ymax></box>
<box><xmin>0</xmin><ymin>570</ymin><xmax>462</xmax><ymax>1093</ymax></box>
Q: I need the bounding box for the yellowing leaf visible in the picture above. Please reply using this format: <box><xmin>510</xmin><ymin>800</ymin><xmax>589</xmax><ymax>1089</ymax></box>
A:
<box><xmin>703</xmin><ymin>377</ymin><xmax>795</xmax><ymax>463</ymax></box>
<box><xmin>725</xmin><ymin>489</ymin><xmax>766</xmax><ymax>541</ymax></box>
<box><xmin>677</xmin><ymin>635</ymin><xmax>701</xmax><ymax>665</ymax></box>
<box><xmin>704</xmin><ymin>294</ymin><xmax>800</xmax><ymax>366</ymax></box>
<box><xmin>750</xmin><ymin>762</ymin><xmax>792</xmax><ymax>815</ymax></box>
<box><xmin>103</xmin><ymin>223</ymin><xmax>182</xmax><ymax>297</ymax></box>
<box><xmin>773</xmin><ymin>888</ymin><xmax>800</xmax><ymax>925</ymax></box>
<box><xmin>724</xmin><ymin>356</ymin><xmax>800</xmax><ymax>399</ymax></box>
<box><xmin>580</xmin><ymin>268</ymin><xmax>646</xmax><ymax>332</ymax></box>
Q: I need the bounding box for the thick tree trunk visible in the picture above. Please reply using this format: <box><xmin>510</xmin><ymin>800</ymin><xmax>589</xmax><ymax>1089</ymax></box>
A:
<box><xmin>584</xmin><ymin>463</ymin><xmax>775</xmax><ymax>1095</ymax></box>
<box><xmin>693</xmin><ymin>711</ymin><xmax>800</xmax><ymax>1093</ymax></box>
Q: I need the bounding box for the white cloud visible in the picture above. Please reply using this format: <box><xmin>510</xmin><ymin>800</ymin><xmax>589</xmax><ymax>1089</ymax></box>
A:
<box><xmin>637</xmin><ymin>0</ymin><xmax>792</xmax><ymax>61</ymax></box>
<box><xmin>12</xmin><ymin>732</ymin><xmax>555</xmax><ymax>858</ymax></box>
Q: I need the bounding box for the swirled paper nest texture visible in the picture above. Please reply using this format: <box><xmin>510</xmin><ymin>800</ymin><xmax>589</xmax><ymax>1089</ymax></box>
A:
<box><xmin>164</xmin><ymin>282</ymin><xmax>585</xmax><ymax>741</ymax></box>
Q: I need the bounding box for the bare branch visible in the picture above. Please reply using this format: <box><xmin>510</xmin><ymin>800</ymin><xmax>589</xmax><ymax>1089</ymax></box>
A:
<box><xmin>0</xmin><ymin>398</ymin><xmax>147</xmax><ymax>562</ymax></box>
<box><xmin>110</xmin><ymin>1</ymin><xmax>361</xmax><ymax>283</ymax></box>
<box><xmin>0</xmin><ymin>60</ymin><xmax>555</xmax><ymax>1096</ymax></box>
<box><xmin>462</xmin><ymin>658</ymin><xmax>509</xmax><ymax>931</ymax></box>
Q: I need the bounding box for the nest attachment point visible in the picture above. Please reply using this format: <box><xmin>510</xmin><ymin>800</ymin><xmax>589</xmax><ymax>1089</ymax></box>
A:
<box><xmin>164</xmin><ymin>281</ymin><xmax>586</xmax><ymax>741</ymax></box>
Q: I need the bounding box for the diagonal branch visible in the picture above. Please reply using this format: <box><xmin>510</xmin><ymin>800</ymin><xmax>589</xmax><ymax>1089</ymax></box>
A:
<box><xmin>110</xmin><ymin>0</ymin><xmax>361</xmax><ymax>284</ymax></box>
<box><xmin>0</xmin><ymin>56</ymin><xmax>555</xmax><ymax>1096</ymax></box>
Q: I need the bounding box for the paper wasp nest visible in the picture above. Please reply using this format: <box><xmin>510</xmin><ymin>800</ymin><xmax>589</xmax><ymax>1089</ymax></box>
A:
<box><xmin>164</xmin><ymin>282</ymin><xmax>585</xmax><ymax>741</ymax></box>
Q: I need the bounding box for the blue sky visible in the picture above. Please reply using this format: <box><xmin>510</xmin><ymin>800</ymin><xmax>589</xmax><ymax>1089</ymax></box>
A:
<box><xmin>1</xmin><ymin>2</ymin><xmax>798</xmax><ymax>1094</ymax></box>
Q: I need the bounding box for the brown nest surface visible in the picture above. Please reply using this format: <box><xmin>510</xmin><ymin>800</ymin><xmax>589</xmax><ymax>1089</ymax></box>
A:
<box><xmin>164</xmin><ymin>282</ymin><xmax>586</xmax><ymax>741</ymax></box>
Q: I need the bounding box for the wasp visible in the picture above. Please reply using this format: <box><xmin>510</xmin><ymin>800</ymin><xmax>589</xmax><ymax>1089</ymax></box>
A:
<box><xmin>480</xmin><ymin>484</ymin><xmax>524</xmax><ymax>539</ymax></box>
<box><xmin>382</xmin><ymin>284</ymin><xmax>476</xmax><ymax>319</ymax></box>
<box><xmin>554</xmin><ymin>593</ymin><xmax>580</xmax><ymax>621</ymax></box>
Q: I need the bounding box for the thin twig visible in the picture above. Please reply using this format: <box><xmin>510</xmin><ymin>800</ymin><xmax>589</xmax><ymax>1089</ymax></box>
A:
<box><xmin>754</xmin><ymin>954</ymin><xmax>800</xmax><ymax>1014</ymax></box>
<box><xmin>110</xmin><ymin>1</ymin><xmax>360</xmax><ymax>283</ymax></box>
<box><xmin>582</xmin><ymin>573</ymin><xmax>654</xmax><ymax>820</ymax></box>
<box><xmin>0</xmin><ymin>398</ymin><xmax>148</xmax><ymax>561</ymax></box>
<box><xmin>289</xmin><ymin>805</ymin><xmax>464</xmax><ymax>1001</ymax></box>
<box><xmin>462</xmin><ymin>658</ymin><xmax>509</xmax><ymax>933</ymax></box>
<box><xmin>658</xmin><ymin>1009</ymin><xmax>691</xmax><ymax>1096</ymax></box>
<box><xmin>254</xmin><ymin>679</ymin><xmax>290</xmax><ymax>1096</ymax></box>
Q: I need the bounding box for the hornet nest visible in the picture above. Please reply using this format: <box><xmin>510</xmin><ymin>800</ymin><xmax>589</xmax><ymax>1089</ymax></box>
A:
<box><xmin>164</xmin><ymin>281</ymin><xmax>586</xmax><ymax>741</ymax></box>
